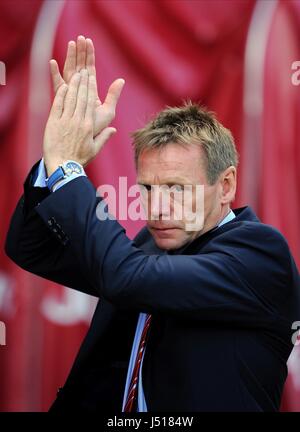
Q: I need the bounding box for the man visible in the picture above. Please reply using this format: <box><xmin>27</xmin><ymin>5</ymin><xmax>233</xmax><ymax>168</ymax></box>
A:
<box><xmin>5</xmin><ymin>36</ymin><xmax>300</xmax><ymax>412</ymax></box>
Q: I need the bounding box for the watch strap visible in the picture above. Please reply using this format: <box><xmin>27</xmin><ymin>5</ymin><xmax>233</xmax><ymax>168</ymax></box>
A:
<box><xmin>45</xmin><ymin>160</ymin><xmax>86</xmax><ymax>192</ymax></box>
<box><xmin>45</xmin><ymin>166</ymin><xmax>65</xmax><ymax>191</ymax></box>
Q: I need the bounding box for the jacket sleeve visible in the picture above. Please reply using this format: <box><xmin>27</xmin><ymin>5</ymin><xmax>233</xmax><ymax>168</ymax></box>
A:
<box><xmin>4</xmin><ymin>160</ymin><xmax>99</xmax><ymax>297</ymax></box>
<box><xmin>34</xmin><ymin>175</ymin><xmax>294</xmax><ymax>326</ymax></box>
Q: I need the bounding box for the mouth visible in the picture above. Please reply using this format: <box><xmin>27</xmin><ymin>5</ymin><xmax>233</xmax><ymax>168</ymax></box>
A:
<box><xmin>150</xmin><ymin>227</ymin><xmax>180</xmax><ymax>237</ymax></box>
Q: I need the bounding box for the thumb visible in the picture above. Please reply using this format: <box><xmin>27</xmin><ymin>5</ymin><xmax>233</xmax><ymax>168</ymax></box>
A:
<box><xmin>50</xmin><ymin>59</ymin><xmax>64</xmax><ymax>93</ymax></box>
<box><xmin>94</xmin><ymin>127</ymin><xmax>117</xmax><ymax>153</ymax></box>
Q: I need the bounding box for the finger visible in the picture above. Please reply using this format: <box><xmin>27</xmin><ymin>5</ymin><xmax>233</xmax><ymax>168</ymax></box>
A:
<box><xmin>103</xmin><ymin>78</ymin><xmax>125</xmax><ymax>112</ymax></box>
<box><xmin>86</xmin><ymin>38</ymin><xmax>101</xmax><ymax>104</ymax></box>
<box><xmin>86</xmin><ymin>38</ymin><xmax>96</xmax><ymax>77</ymax></box>
<box><xmin>50</xmin><ymin>83</ymin><xmax>68</xmax><ymax>118</ymax></box>
<box><xmin>94</xmin><ymin>127</ymin><xmax>117</xmax><ymax>153</ymax></box>
<box><xmin>63</xmin><ymin>40</ymin><xmax>76</xmax><ymax>82</ymax></box>
<box><xmin>85</xmin><ymin>74</ymin><xmax>97</xmax><ymax>120</ymax></box>
<box><xmin>76</xmin><ymin>35</ymin><xmax>86</xmax><ymax>72</ymax></box>
<box><xmin>74</xmin><ymin>69</ymin><xmax>89</xmax><ymax>118</ymax></box>
<box><xmin>62</xmin><ymin>71</ymin><xmax>81</xmax><ymax>117</ymax></box>
<box><xmin>50</xmin><ymin>59</ymin><xmax>64</xmax><ymax>93</ymax></box>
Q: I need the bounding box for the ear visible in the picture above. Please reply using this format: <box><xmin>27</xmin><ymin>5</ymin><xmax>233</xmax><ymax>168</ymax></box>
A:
<box><xmin>220</xmin><ymin>166</ymin><xmax>237</xmax><ymax>204</ymax></box>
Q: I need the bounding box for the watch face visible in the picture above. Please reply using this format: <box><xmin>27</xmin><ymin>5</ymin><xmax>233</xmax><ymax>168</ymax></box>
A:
<box><xmin>64</xmin><ymin>161</ymin><xmax>82</xmax><ymax>176</ymax></box>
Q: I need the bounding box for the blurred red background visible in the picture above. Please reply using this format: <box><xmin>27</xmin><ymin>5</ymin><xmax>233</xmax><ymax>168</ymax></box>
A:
<box><xmin>0</xmin><ymin>0</ymin><xmax>299</xmax><ymax>411</ymax></box>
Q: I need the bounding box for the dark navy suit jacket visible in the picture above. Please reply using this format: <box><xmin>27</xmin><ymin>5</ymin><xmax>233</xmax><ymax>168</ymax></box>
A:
<box><xmin>5</xmin><ymin>161</ymin><xmax>300</xmax><ymax>412</ymax></box>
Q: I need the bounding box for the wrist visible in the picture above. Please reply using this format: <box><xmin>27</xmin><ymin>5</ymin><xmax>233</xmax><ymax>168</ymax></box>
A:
<box><xmin>45</xmin><ymin>160</ymin><xmax>86</xmax><ymax>192</ymax></box>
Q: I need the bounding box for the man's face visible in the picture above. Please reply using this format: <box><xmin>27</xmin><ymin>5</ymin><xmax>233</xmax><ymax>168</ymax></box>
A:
<box><xmin>137</xmin><ymin>142</ymin><xmax>226</xmax><ymax>250</ymax></box>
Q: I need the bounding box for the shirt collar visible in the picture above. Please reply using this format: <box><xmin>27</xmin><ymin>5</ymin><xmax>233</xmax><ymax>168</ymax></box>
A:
<box><xmin>217</xmin><ymin>209</ymin><xmax>236</xmax><ymax>228</ymax></box>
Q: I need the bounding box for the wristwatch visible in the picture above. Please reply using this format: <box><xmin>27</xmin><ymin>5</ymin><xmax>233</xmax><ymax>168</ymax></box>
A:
<box><xmin>45</xmin><ymin>160</ymin><xmax>84</xmax><ymax>191</ymax></box>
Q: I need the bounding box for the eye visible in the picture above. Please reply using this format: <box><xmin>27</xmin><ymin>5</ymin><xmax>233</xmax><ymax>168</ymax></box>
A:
<box><xmin>170</xmin><ymin>184</ymin><xmax>184</xmax><ymax>193</ymax></box>
<box><xmin>139</xmin><ymin>184</ymin><xmax>152</xmax><ymax>192</ymax></box>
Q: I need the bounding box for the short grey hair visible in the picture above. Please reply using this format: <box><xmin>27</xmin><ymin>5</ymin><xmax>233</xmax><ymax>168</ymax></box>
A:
<box><xmin>131</xmin><ymin>101</ymin><xmax>239</xmax><ymax>185</ymax></box>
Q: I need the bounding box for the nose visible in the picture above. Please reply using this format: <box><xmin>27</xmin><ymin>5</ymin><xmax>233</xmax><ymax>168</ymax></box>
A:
<box><xmin>150</xmin><ymin>185</ymin><xmax>171</xmax><ymax>220</ymax></box>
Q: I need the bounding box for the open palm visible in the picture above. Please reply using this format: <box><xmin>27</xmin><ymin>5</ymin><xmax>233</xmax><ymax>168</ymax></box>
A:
<box><xmin>50</xmin><ymin>35</ymin><xmax>125</xmax><ymax>139</ymax></box>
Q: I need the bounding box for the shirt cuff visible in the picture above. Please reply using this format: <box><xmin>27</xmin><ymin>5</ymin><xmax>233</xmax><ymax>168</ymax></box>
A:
<box><xmin>33</xmin><ymin>158</ymin><xmax>47</xmax><ymax>187</ymax></box>
<box><xmin>52</xmin><ymin>172</ymin><xmax>87</xmax><ymax>192</ymax></box>
<box><xmin>33</xmin><ymin>159</ymin><xmax>87</xmax><ymax>192</ymax></box>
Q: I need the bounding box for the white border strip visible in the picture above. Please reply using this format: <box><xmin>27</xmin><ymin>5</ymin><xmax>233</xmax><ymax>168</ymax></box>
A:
<box><xmin>27</xmin><ymin>0</ymin><xmax>65</xmax><ymax>169</ymax></box>
<box><xmin>241</xmin><ymin>0</ymin><xmax>278</xmax><ymax>208</ymax></box>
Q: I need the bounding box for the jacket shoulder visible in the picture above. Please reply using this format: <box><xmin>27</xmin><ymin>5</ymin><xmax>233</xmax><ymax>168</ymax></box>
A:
<box><xmin>218</xmin><ymin>219</ymin><xmax>290</xmax><ymax>249</ymax></box>
<box><xmin>206</xmin><ymin>220</ymin><xmax>294</xmax><ymax>271</ymax></box>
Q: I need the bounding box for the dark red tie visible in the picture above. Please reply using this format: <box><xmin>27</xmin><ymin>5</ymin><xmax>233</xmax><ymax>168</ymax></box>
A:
<box><xmin>123</xmin><ymin>313</ymin><xmax>152</xmax><ymax>412</ymax></box>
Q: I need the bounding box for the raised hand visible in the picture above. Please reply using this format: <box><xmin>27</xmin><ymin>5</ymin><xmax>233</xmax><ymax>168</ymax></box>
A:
<box><xmin>49</xmin><ymin>35</ymin><xmax>125</xmax><ymax>137</ymax></box>
<box><xmin>43</xmin><ymin>69</ymin><xmax>122</xmax><ymax>177</ymax></box>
